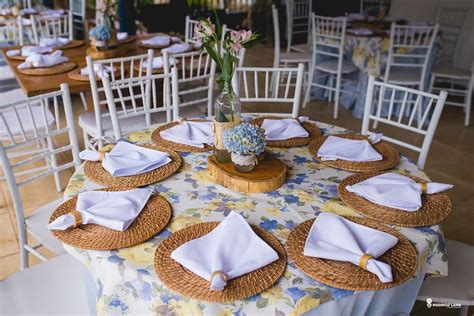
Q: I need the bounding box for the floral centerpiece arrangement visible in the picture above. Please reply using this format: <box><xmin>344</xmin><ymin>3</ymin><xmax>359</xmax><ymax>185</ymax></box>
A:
<box><xmin>193</xmin><ymin>15</ymin><xmax>262</xmax><ymax>162</ymax></box>
<box><xmin>89</xmin><ymin>26</ymin><xmax>113</xmax><ymax>49</ymax></box>
<box><xmin>90</xmin><ymin>0</ymin><xmax>119</xmax><ymax>50</ymax></box>
<box><xmin>223</xmin><ymin>123</ymin><xmax>266</xmax><ymax>172</ymax></box>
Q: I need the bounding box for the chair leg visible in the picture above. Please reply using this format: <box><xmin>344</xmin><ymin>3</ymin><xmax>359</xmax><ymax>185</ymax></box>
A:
<box><xmin>464</xmin><ymin>79</ymin><xmax>472</xmax><ymax>127</ymax></box>
<box><xmin>46</xmin><ymin>136</ymin><xmax>62</xmax><ymax>192</ymax></box>
<box><xmin>303</xmin><ymin>64</ymin><xmax>316</xmax><ymax>108</ymax></box>
<box><xmin>334</xmin><ymin>73</ymin><xmax>341</xmax><ymax>119</ymax></box>
<box><xmin>79</xmin><ymin>92</ymin><xmax>88</xmax><ymax>111</ymax></box>
<box><xmin>428</xmin><ymin>74</ymin><xmax>436</xmax><ymax>94</ymax></box>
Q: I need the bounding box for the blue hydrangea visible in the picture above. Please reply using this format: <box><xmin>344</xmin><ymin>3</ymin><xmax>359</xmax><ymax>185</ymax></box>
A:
<box><xmin>223</xmin><ymin>123</ymin><xmax>266</xmax><ymax>155</ymax></box>
<box><xmin>89</xmin><ymin>26</ymin><xmax>112</xmax><ymax>41</ymax></box>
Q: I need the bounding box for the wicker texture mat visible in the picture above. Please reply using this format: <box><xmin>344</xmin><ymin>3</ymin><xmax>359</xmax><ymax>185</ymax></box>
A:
<box><xmin>18</xmin><ymin>62</ymin><xmax>76</xmax><ymax>76</ymax></box>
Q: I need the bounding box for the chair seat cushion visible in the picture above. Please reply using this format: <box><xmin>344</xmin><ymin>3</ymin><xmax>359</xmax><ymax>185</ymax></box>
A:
<box><xmin>25</xmin><ymin>198</ymin><xmax>65</xmax><ymax>255</ymax></box>
<box><xmin>315</xmin><ymin>59</ymin><xmax>358</xmax><ymax>74</ymax></box>
<box><xmin>386</xmin><ymin>68</ymin><xmax>422</xmax><ymax>85</ymax></box>
<box><xmin>431</xmin><ymin>65</ymin><xmax>471</xmax><ymax>79</ymax></box>
<box><xmin>280</xmin><ymin>52</ymin><xmax>312</xmax><ymax>62</ymax></box>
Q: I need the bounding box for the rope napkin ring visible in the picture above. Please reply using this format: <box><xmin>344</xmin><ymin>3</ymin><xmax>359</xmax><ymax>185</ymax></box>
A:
<box><xmin>98</xmin><ymin>144</ymin><xmax>115</xmax><ymax>161</ymax></box>
<box><xmin>418</xmin><ymin>182</ymin><xmax>428</xmax><ymax>194</ymax></box>
<box><xmin>358</xmin><ymin>253</ymin><xmax>373</xmax><ymax>270</ymax></box>
<box><xmin>211</xmin><ymin>271</ymin><xmax>228</xmax><ymax>283</ymax></box>
<box><xmin>69</xmin><ymin>210</ymin><xmax>82</xmax><ymax>227</ymax></box>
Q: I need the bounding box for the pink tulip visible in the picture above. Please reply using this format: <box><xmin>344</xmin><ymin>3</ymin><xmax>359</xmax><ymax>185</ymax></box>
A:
<box><xmin>239</xmin><ymin>30</ymin><xmax>253</xmax><ymax>43</ymax></box>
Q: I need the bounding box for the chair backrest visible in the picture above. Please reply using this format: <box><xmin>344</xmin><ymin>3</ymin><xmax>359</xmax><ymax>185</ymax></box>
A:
<box><xmin>69</xmin><ymin>0</ymin><xmax>86</xmax><ymax>31</ymax></box>
<box><xmin>184</xmin><ymin>16</ymin><xmax>200</xmax><ymax>45</ymax></box>
<box><xmin>0</xmin><ymin>84</ymin><xmax>81</xmax><ymax>255</ymax></box>
<box><xmin>0</xmin><ymin>17</ymin><xmax>23</xmax><ymax>46</ymax></box>
<box><xmin>272</xmin><ymin>5</ymin><xmax>282</xmax><ymax>67</ymax></box>
<box><xmin>384</xmin><ymin>23</ymin><xmax>438</xmax><ymax>88</ymax></box>
<box><xmin>435</xmin><ymin>7</ymin><xmax>470</xmax><ymax>67</ymax></box>
<box><xmin>101</xmin><ymin>68</ymin><xmax>180</xmax><ymax>141</ymax></box>
<box><xmin>85</xmin><ymin>50</ymin><xmax>154</xmax><ymax>149</ymax></box>
<box><xmin>232</xmin><ymin>64</ymin><xmax>305</xmax><ymax>118</ymax></box>
<box><xmin>311</xmin><ymin>14</ymin><xmax>347</xmax><ymax>66</ymax></box>
<box><xmin>285</xmin><ymin>0</ymin><xmax>312</xmax><ymax>52</ymax></box>
<box><xmin>221</xmin><ymin>24</ymin><xmax>246</xmax><ymax>67</ymax></box>
<box><xmin>30</xmin><ymin>11</ymin><xmax>74</xmax><ymax>44</ymax></box>
<box><xmin>162</xmin><ymin>50</ymin><xmax>216</xmax><ymax>117</ymax></box>
<box><xmin>360</xmin><ymin>0</ymin><xmax>390</xmax><ymax>16</ymax></box>
<box><xmin>361</xmin><ymin>76</ymin><xmax>447</xmax><ymax>168</ymax></box>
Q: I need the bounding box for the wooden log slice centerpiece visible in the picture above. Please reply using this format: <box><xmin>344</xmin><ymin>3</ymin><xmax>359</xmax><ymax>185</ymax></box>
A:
<box><xmin>208</xmin><ymin>152</ymin><xmax>287</xmax><ymax>193</ymax></box>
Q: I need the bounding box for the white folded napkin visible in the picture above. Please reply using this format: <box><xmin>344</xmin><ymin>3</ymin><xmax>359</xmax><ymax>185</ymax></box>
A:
<box><xmin>17</xmin><ymin>50</ymin><xmax>68</xmax><ymax>69</ymax></box>
<box><xmin>261</xmin><ymin>118</ymin><xmax>309</xmax><ymax>141</ymax></box>
<box><xmin>80</xmin><ymin>64</ymin><xmax>115</xmax><ymax>78</ymax></box>
<box><xmin>0</xmin><ymin>103</ymin><xmax>54</xmax><ymax>136</ymax></box>
<box><xmin>142</xmin><ymin>56</ymin><xmax>177</xmax><ymax>69</ymax></box>
<box><xmin>48</xmin><ymin>188</ymin><xmax>152</xmax><ymax>231</ymax></box>
<box><xmin>346</xmin><ymin>13</ymin><xmax>365</xmax><ymax>21</ymax></box>
<box><xmin>162</xmin><ymin>43</ymin><xmax>193</xmax><ymax>54</ymax></box>
<box><xmin>159</xmin><ymin>120</ymin><xmax>213</xmax><ymax>148</ymax></box>
<box><xmin>39</xmin><ymin>37</ymin><xmax>71</xmax><ymax>48</ymax></box>
<box><xmin>349</xmin><ymin>28</ymin><xmax>373</xmax><ymax>35</ymax></box>
<box><xmin>304</xmin><ymin>212</ymin><xmax>398</xmax><ymax>283</ymax></box>
<box><xmin>21</xmin><ymin>45</ymin><xmax>53</xmax><ymax>57</ymax></box>
<box><xmin>346</xmin><ymin>172</ymin><xmax>453</xmax><ymax>211</ymax></box>
<box><xmin>141</xmin><ymin>35</ymin><xmax>171</xmax><ymax>47</ymax></box>
<box><xmin>20</xmin><ymin>8</ymin><xmax>36</xmax><ymax>14</ymax></box>
<box><xmin>117</xmin><ymin>32</ymin><xmax>128</xmax><ymax>41</ymax></box>
<box><xmin>171</xmin><ymin>211</ymin><xmax>279</xmax><ymax>291</ymax></box>
<box><xmin>317</xmin><ymin>133</ymin><xmax>383</xmax><ymax>162</ymax></box>
<box><xmin>1</xmin><ymin>9</ymin><xmax>12</xmax><ymax>15</ymax></box>
<box><xmin>79</xmin><ymin>141</ymin><xmax>172</xmax><ymax>177</ymax></box>
<box><xmin>6</xmin><ymin>49</ymin><xmax>20</xmax><ymax>57</ymax></box>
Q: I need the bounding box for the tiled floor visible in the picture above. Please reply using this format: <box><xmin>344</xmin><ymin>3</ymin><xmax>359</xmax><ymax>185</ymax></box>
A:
<box><xmin>0</xmin><ymin>44</ymin><xmax>472</xmax><ymax>315</ymax></box>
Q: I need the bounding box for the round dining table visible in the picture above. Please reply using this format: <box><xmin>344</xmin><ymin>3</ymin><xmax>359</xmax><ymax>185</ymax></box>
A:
<box><xmin>61</xmin><ymin>120</ymin><xmax>448</xmax><ymax>315</ymax></box>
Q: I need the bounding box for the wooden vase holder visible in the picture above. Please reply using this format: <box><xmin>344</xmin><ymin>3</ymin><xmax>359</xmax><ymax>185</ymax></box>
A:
<box><xmin>87</xmin><ymin>45</ymin><xmax>126</xmax><ymax>60</ymax></box>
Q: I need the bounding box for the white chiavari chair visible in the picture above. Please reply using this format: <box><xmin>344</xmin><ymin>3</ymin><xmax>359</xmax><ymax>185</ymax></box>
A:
<box><xmin>69</xmin><ymin>0</ymin><xmax>86</xmax><ymax>35</ymax></box>
<box><xmin>285</xmin><ymin>0</ymin><xmax>312</xmax><ymax>53</ymax></box>
<box><xmin>0</xmin><ymin>84</ymin><xmax>81</xmax><ymax>269</ymax></box>
<box><xmin>184</xmin><ymin>15</ymin><xmax>200</xmax><ymax>45</ymax></box>
<box><xmin>0</xmin><ymin>17</ymin><xmax>23</xmax><ymax>90</ymax></box>
<box><xmin>272</xmin><ymin>5</ymin><xmax>311</xmax><ymax>69</ymax></box>
<box><xmin>429</xmin><ymin>7</ymin><xmax>472</xmax><ymax>126</ymax></box>
<box><xmin>101</xmin><ymin>68</ymin><xmax>180</xmax><ymax>141</ymax></box>
<box><xmin>79</xmin><ymin>50</ymin><xmax>154</xmax><ymax>150</ymax></box>
<box><xmin>303</xmin><ymin>14</ymin><xmax>358</xmax><ymax>119</ymax></box>
<box><xmin>384</xmin><ymin>23</ymin><xmax>438</xmax><ymax>90</ymax></box>
<box><xmin>362</xmin><ymin>76</ymin><xmax>447</xmax><ymax>169</ymax></box>
<box><xmin>163</xmin><ymin>50</ymin><xmax>216</xmax><ymax>118</ymax></box>
<box><xmin>232</xmin><ymin>64</ymin><xmax>305</xmax><ymax>118</ymax></box>
<box><xmin>30</xmin><ymin>10</ymin><xmax>73</xmax><ymax>44</ymax></box>
<box><xmin>360</xmin><ymin>0</ymin><xmax>391</xmax><ymax>16</ymax></box>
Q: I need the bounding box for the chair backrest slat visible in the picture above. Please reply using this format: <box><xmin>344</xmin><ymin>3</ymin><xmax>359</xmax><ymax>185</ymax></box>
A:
<box><xmin>0</xmin><ymin>17</ymin><xmax>23</xmax><ymax>46</ymax></box>
<box><xmin>31</xmin><ymin>11</ymin><xmax>73</xmax><ymax>44</ymax></box>
<box><xmin>285</xmin><ymin>0</ymin><xmax>312</xmax><ymax>52</ymax></box>
<box><xmin>435</xmin><ymin>7</ymin><xmax>470</xmax><ymax>66</ymax></box>
<box><xmin>185</xmin><ymin>16</ymin><xmax>200</xmax><ymax>44</ymax></box>
<box><xmin>361</xmin><ymin>76</ymin><xmax>448</xmax><ymax>168</ymax></box>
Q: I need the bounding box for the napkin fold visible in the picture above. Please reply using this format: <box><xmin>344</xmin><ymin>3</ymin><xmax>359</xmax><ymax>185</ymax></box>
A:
<box><xmin>141</xmin><ymin>35</ymin><xmax>171</xmax><ymax>47</ymax></box>
<box><xmin>304</xmin><ymin>212</ymin><xmax>398</xmax><ymax>283</ymax></box>
<box><xmin>80</xmin><ymin>64</ymin><xmax>115</xmax><ymax>78</ymax></box>
<box><xmin>162</xmin><ymin>43</ymin><xmax>193</xmax><ymax>54</ymax></box>
<box><xmin>261</xmin><ymin>118</ymin><xmax>309</xmax><ymax>141</ymax></box>
<box><xmin>79</xmin><ymin>141</ymin><xmax>172</xmax><ymax>177</ymax></box>
<box><xmin>48</xmin><ymin>188</ymin><xmax>152</xmax><ymax>231</ymax></box>
<box><xmin>40</xmin><ymin>9</ymin><xmax>64</xmax><ymax>17</ymax></box>
<box><xmin>17</xmin><ymin>50</ymin><xmax>68</xmax><ymax>69</ymax></box>
<box><xmin>346</xmin><ymin>172</ymin><xmax>453</xmax><ymax>211</ymax></box>
<box><xmin>349</xmin><ymin>28</ymin><xmax>373</xmax><ymax>35</ymax></box>
<box><xmin>21</xmin><ymin>45</ymin><xmax>53</xmax><ymax>57</ymax></box>
<box><xmin>117</xmin><ymin>32</ymin><xmax>128</xmax><ymax>41</ymax></box>
<box><xmin>317</xmin><ymin>133</ymin><xmax>383</xmax><ymax>162</ymax></box>
<box><xmin>171</xmin><ymin>211</ymin><xmax>279</xmax><ymax>291</ymax></box>
<box><xmin>159</xmin><ymin>120</ymin><xmax>213</xmax><ymax>147</ymax></box>
<box><xmin>6</xmin><ymin>49</ymin><xmax>20</xmax><ymax>57</ymax></box>
<box><xmin>39</xmin><ymin>37</ymin><xmax>71</xmax><ymax>48</ymax></box>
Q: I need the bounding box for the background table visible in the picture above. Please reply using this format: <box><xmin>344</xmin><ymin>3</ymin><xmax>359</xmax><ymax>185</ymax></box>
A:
<box><xmin>61</xmin><ymin>120</ymin><xmax>448</xmax><ymax>315</ymax></box>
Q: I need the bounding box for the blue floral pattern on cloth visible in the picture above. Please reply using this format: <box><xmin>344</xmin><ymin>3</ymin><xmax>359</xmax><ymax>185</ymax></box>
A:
<box><xmin>63</xmin><ymin>121</ymin><xmax>448</xmax><ymax>316</ymax></box>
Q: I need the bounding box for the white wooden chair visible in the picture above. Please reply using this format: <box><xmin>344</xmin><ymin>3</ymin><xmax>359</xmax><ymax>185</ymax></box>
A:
<box><xmin>79</xmin><ymin>50</ymin><xmax>154</xmax><ymax>150</ymax></box>
<box><xmin>429</xmin><ymin>7</ymin><xmax>472</xmax><ymax>126</ymax></box>
<box><xmin>417</xmin><ymin>240</ymin><xmax>474</xmax><ymax>316</ymax></box>
<box><xmin>362</xmin><ymin>76</ymin><xmax>447</xmax><ymax>169</ymax></box>
<box><xmin>69</xmin><ymin>0</ymin><xmax>86</xmax><ymax>36</ymax></box>
<box><xmin>0</xmin><ymin>17</ymin><xmax>23</xmax><ymax>90</ymax></box>
<box><xmin>232</xmin><ymin>64</ymin><xmax>305</xmax><ymax>118</ymax></box>
<box><xmin>30</xmin><ymin>10</ymin><xmax>74</xmax><ymax>44</ymax></box>
<box><xmin>101</xmin><ymin>68</ymin><xmax>180</xmax><ymax>141</ymax></box>
<box><xmin>184</xmin><ymin>15</ymin><xmax>200</xmax><ymax>45</ymax></box>
<box><xmin>0</xmin><ymin>84</ymin><xmax>81</xmax><ymax>269</ymax></box>
<box><xmin>285</xmin><ymin>0</ymin><xmax>312</xmax><ymax>53</ymax></box>
<box><xmin>0</xmin><ymin>254</ymin><xmax>90</xmax><ymax>314</ymax></box>
<box><xmin>163</xmin><ymin>50</ymin><xmax>216</xmax><ymax>118</ymax></box>
<box><xmin>360</xmin><ymin>0</ymin><xmax>391</xmax><ymax>16</ymax></box>
<box><xmin>303</xmin><ymin>14</ymin><xmax>358</xmax><ymax>119</ymax></box>
<box><xmin>272</xmin><ymin>5</ymin><xmax>312</xmax><ymax>69</ymax></box>
<box><xmin>383</xmin><ymin>23</ymin><xmax>438</xmax><ymax>91</ymax></box>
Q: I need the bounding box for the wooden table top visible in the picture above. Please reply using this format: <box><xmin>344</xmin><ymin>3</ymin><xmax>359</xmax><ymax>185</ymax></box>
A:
<box><xmin>0</xmin><ymin>36</ymin><xmax>163</xmax><ymax>97</ymax></box>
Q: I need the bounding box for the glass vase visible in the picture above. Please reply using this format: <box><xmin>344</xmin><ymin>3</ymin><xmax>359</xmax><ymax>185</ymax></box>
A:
<box><xmin>213</xmin><ymin>83</ymin><xmax>241</xmax><ymax>163</ymax></box>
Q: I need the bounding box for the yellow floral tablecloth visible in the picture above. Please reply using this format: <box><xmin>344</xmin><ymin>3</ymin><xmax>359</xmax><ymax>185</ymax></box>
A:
<box><xmin>62</xmin><ymin>121</ymin><xmax>448</xmax><ymax>315</ymax></box>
